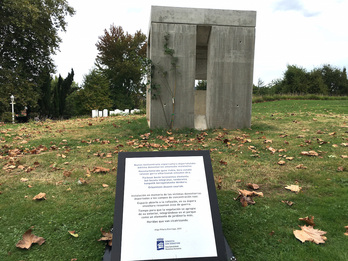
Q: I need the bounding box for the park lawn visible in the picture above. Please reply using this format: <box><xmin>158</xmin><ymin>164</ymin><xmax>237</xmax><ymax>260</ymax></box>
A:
<box><xmin>0</xmin><ymin>99</ymin><xmax>347</xmax><ymax>260</ymax></box>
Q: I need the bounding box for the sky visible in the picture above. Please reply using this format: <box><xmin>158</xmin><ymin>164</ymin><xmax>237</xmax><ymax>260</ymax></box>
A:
<box><xmin>53</xmin><ymin>0</ymin><xmax>348</xmax><ymax>86</ymax></box>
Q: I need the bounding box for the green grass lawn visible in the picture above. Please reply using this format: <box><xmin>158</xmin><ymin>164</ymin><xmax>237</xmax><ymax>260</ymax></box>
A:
<box><xmin>0</xmin><ymin>99</ymin><xmax>347</xmax><ymax>260</ymax></box>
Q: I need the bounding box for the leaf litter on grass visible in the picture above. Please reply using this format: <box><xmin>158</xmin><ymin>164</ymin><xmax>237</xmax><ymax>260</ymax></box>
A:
<box><xmin>1</xmin><ymin>101</ymin><xmax>347</xmax><ymax>260</ymax></box>
<box><xmin>16</xmin><ymin>229</ymin><xmax>45</xmax><ymax>249</ymax></box>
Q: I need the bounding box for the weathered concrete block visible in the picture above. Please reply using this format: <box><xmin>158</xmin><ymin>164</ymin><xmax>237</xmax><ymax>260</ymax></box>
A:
<box><xmin>147</xmin><ymin>6</ymin><xmax>256</xmax><ymax>130</ymax></box>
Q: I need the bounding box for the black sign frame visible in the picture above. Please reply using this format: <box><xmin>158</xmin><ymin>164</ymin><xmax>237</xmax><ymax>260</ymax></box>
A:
<box><xmin>111</xmin><ymin>150</ymin><xmax>228</xmax><ymax>261</ymax></box>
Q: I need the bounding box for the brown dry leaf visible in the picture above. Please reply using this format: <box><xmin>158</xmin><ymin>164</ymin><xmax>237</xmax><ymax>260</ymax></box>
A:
<box><xmin>337</xmin><ymin>166</ymin><xmax>345</xmax><ymax>172</ymax></box>
<box><xmin>301</xmin><ymin>150</ymin><xmax>319</xmax><ymax>157</ymax></box>
<box><xmin>217</xmin><ymin>176</ymin><xmax>222</xmax><ymax>190</ymax></box>
<box><xmin>235</xmin><ymin>189</ymin><xmax>263</xmax><ymax>207</ymax></box>
<box><xmin>296</xmin><ymin>164</ymin><xmax>307</xmax><ymax>169</ymax></box>
<box><xmin>18</xmin><ymin>165</ymin><xmax>26</xmax><ymax>170</ymax></box>
<box><xmin>253</xmin><ymin>191</ymin><xmax>264</xmax><ymax>197</ymax></box>
<box><xmin>286</xmin><ymin>157</ymin><xmax>294</xmax><ymax>161</ymax></box>
<box><xmin>268</xmin><ymin>147</ymin><xmax>277</xmax><ymax>154</ymax></box>
<box><xmin>238</xmin><ymin>189</ymin><xmax>255</xmax><ymax>197</ymax></box>
<box><xmin>299</xmin><ymin>216</ymin><xmax>316</xmax><ymax>226</ymax></box>
<box><xmin>281</xmin><ymin>200</ymin><xmax>294</xmax><ymax>206</ymax></box>
<box><xmin>240</xmin><ymin>196</ymin><xmax>255</xmax><ymax>207</ymax></box>
<box><xmin>78</xmin><ymin>178</ymin><xmax>87</xmax><ymax>185</ymax></box>
<box><xmin>32</xmin><ymin>192</ymin><xmax>46</xmax><ymax>200</ymax></box>
<box><xmin>98</xmin><ymin>228</ymin><xmax>113</xmax><ymax>246</ymax></box>
<box><xmin>344</xmin><ymin>226</ymin><xmax>348</xmax><ymax>236</ymax></box>
<box><xmin>341</xmin><ymin>155</ymin><xmax>348</xmax><ymax>159</ymax></box>
<box><xmin>102</xmin><ymin>184</ymin><xmax>109</xmax><ymax>188</ymax></box>
<box><xmin>93</xmin><ymin>166</ymin><xmax>110</xmax><ymax>173</ymax></box>
<box><xmin>16</xmin><ymin>229</ymin><xmax>45</xmax><ymax>249</ymax></box>
<box><xmin>63</xmin><ymin>171</ymin><xmax>72</xmax><ymax>177</ymax></box>
<box><xmin>341</xmin><ymin>143</ymin><xmax>348</xmax><ymax>147</ymax></box>
<box><xmin>247</xmin><ymin>183</ymin><xmax>259</xmax><ymax>190</ymax></box>
<box><xmin>219</xmin><ymin>159</ymin><xmax>227</xmax><ymax>165</ymax></box>
<box><xmin>293</xmin><ymin>225</ymin><xmax>327</xmax><ymax>244</ymax></box>
<box><xmin>285</xmin><ymin>185</ymin><xmax>302</xmax><ymax>193</ymax></box>
<box><xmin>20</xmin><ymin>178</ymin><xmax>29</xmax><ymax>182</ymax></box>
<box><xmin>278</xmin><ymin>160</ymin><xmax>286</xmax><ymax>165</ymax></box>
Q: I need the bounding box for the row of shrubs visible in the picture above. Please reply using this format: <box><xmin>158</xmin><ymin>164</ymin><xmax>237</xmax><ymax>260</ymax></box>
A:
<box><xmin>252</xmin><ymin>94</ymin><xmax>348</xmax><ymax>103</ymax></box>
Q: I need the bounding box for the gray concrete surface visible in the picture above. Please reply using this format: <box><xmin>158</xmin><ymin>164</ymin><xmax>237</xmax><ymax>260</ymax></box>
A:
<box><xmin>147</xmin><ymin>6</ymin><xmax>256</xmax><ymax>129</ymax></box>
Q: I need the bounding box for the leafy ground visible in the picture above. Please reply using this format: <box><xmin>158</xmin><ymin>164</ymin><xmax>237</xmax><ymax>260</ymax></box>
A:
<box><xmin>0</xmin><ymin>100</ymin><xmax>347</xmax><ymax>260</ymax></box>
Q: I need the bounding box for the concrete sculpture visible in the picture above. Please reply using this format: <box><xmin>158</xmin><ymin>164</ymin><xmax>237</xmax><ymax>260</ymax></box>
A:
<box><xmin>147</xmin><ymin>6</ymin><xmax>256</xmax><ymax>129</ymax></box>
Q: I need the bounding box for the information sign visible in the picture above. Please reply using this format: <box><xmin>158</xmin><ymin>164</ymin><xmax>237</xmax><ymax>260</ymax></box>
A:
<box><xmin>111</xmin><ymin>151</ymin><xmax>227</xmax><ymax>261</ymax></box>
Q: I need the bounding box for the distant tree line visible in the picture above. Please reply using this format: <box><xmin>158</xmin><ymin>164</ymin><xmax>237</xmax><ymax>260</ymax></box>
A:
<box><xmin>253</xmin><ymin>64</ymin><xmax>348</xmax><ymax>96</ymax></box>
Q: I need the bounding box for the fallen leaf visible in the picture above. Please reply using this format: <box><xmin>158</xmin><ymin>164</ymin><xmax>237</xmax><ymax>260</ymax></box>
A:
<box><xmin>286</xmin><ymin>157</ymin><xmax>294</xmax><ymax>161</ymax></box>
<box><xmin>63</xmin><ymin>171</ymin><xmax>72</xmax><ymax>177</ymax></box>
<box><xmin>217</xmin><ymin>176</ymin><xmax>222</xmax><ymax>190</ymax></box>
<box><xmin>235</xmin><ymin>189</ymin><xmax>263</xmax><ymax>207</ymax></box>
<box><xmin>268</xmin><ymin>147</ymin><xmax>277</xmax><ymax>154</ymax></box>
<box><xmin>32</xmin><ymin>192</ymin><xmax>46</xmax><ymax>200</ymax></box>
<box><xmin>247</xmin><ymin>183</ymin><xmax>259</xmax><ymax>190</ymax></box>
<box><xmin>299</xmin><ymin>216</ymin><xmax>316</xmax><ymax>226</ymax></box>
<box><xmin>281</xmin><ymin>200</ymin><xmax>294</xmax><ymax>206</ymax></box>
<box><xmin>344</xmin><ymin>226</ymin><xmax>348</xmax><ymax>236</ymax></box>
<box><xmin>285</xmin><ymin>185</ymin><xmax>302</xmax><ymax>193</ymax></box>
<box><xmin>102</xmin><ymin>184</ymin><xmax>109</xmax><ymax>188</ymax></box>
<box><xmin>92</xmin><ymin>166</ymin><xmax>110</xmax><ymax>173</ymax></box>
<box><xmin>18</xmin><ymin>165</ymin><xmax>26</xmax><ymax>170</ymax></box>
<box><xmin>293</xmin><ymin>225</ymin><xmax>327</xmax><ymax>244</ymax></box>
<box><xmin>240</xmin><ymin>196</ymin><xmax>255</xmax><ymax>207</ymax></box>
<box><xmin>98</xmin><ymin>228</ymin><xmax>113</xmax><ymax>246</ymax></box>
<box><xmin>68</xmin><ymin>231</ymin><xmax>79</xmax><ymax>238</ymax></box>
<box><xmin>337</xmin><ymin>166</ymin><xmax>344</xmax><ymax>172</ymax></box>
<box><xmin>301</xmin><ymin>151</ymin><xmax>319</xmax><ymax>157</ymax></box>
<box><xmin>341</xmin><ymin>155</ymin><xmax>348</xmax><ymax>159</ymax></box>
<box><xmin>296</xmin><ymin>164</ymin><xmax>307</xmax><ymax>169</ymax></box>
<box><xmin>16</xmin><ymin>229</ymin><xmax>45</xmax><ymax>249</ymax></box>
<box><xmin>219</xmin><ymin>160</ymin><xmax>227</xmax><ymax>165</ymax></box>
<box><xmin>278</xmin><ymin>160</ymin><xmax>286</xmax><ymax>165</ymax></box>
<box><xmin>20</xmin><ymin>178</ymin><xmax>29</xmax><ymax>182</ymax></box>
<box><xmin>78</xmin><ymin>178</ymin><xmax>87</xmax><ymax>185</ymax></box>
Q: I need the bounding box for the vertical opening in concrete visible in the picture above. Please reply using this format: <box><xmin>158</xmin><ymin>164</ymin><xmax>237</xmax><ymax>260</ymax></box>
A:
<box><xmin>194</xmin><ymin>26</ymin><xmax>211</xmax><ymax>130</ymax></box>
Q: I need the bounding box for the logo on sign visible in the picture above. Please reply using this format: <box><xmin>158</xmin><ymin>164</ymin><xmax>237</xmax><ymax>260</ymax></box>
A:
<box><xmin>157</xmin><ymin>238</ymin><xmax>164</xmax><ymax>250</ymax></box>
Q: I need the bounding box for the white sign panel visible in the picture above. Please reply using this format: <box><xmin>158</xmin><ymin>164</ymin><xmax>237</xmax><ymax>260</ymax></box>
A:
<box><xmin>121</xmin><ymin>156</ymin><xmax>217</xmax><ymax>260</ymax></box>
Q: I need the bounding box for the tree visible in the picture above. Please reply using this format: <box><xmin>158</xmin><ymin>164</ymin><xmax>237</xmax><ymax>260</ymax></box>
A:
<box><xmin>280</xmin><ymin>65</ymin><xmax>310</xmax><ymax>94</ymax></box>
<box><xmin>308</xmin><ymin>69</ymin><xmax>328</xmax><ymax>95</ymax></box>
<box><xmin>95</xmin><ymin>25</ymin><xmax>147</xmax><ymax>109</ymax></box>
<box><xmin>319</xmin><ymin>64</ymin><xmax>348</xmax><ymax>95</ymax></box>
<box><xmin>51</xmin><ymin>69</ymin><xmax>76</xmax><ymax>118</ymax></box>
<box><xmin>195</xmin><ymin>80</ymin><xmax>207</xmax><ymax>90</ymax></box>
<box><xmin>38</xmin><ymin>69</ymin><xmax>53</xmax><ymax>117</ymax></box>
<box><xmin>0</xmin><ymin>0</ymin><xmax>75</xmax><ymax>118</ymax></box>
<box><xmin>70</xmin><ymin>68</ymin><xmax>113</xmax><ymax>116</ymax></box>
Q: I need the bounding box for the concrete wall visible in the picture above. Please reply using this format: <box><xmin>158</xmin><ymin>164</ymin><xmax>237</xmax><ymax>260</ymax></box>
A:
<box><xmin>206</xmin><ymin>26</ymin><xmax>255</xmax><ymax>129</ymax></box>
<box><xmin>148</xmin><ymin>22</ymin><xmax>196</xmax><ymax>128</ymax></box>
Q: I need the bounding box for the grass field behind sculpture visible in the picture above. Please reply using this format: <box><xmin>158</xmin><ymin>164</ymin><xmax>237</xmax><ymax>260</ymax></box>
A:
<box><xmin>0</xmin><ymin>100</ymin><xmax>347</xmax><ymax>260</ymax></box>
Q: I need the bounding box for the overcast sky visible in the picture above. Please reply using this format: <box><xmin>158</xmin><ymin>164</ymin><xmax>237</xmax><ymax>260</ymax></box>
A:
<box><xmin>53</xmin><ymin>0</ymin><xmax>348</xmax><ymax>86</ymax></box>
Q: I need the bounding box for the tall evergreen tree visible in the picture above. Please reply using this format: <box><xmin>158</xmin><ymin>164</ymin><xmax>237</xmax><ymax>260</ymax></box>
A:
<box><xmin>52</xmin><ymin>69</ymin><xmax>75</xmax><ymax>118</ymax></box>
